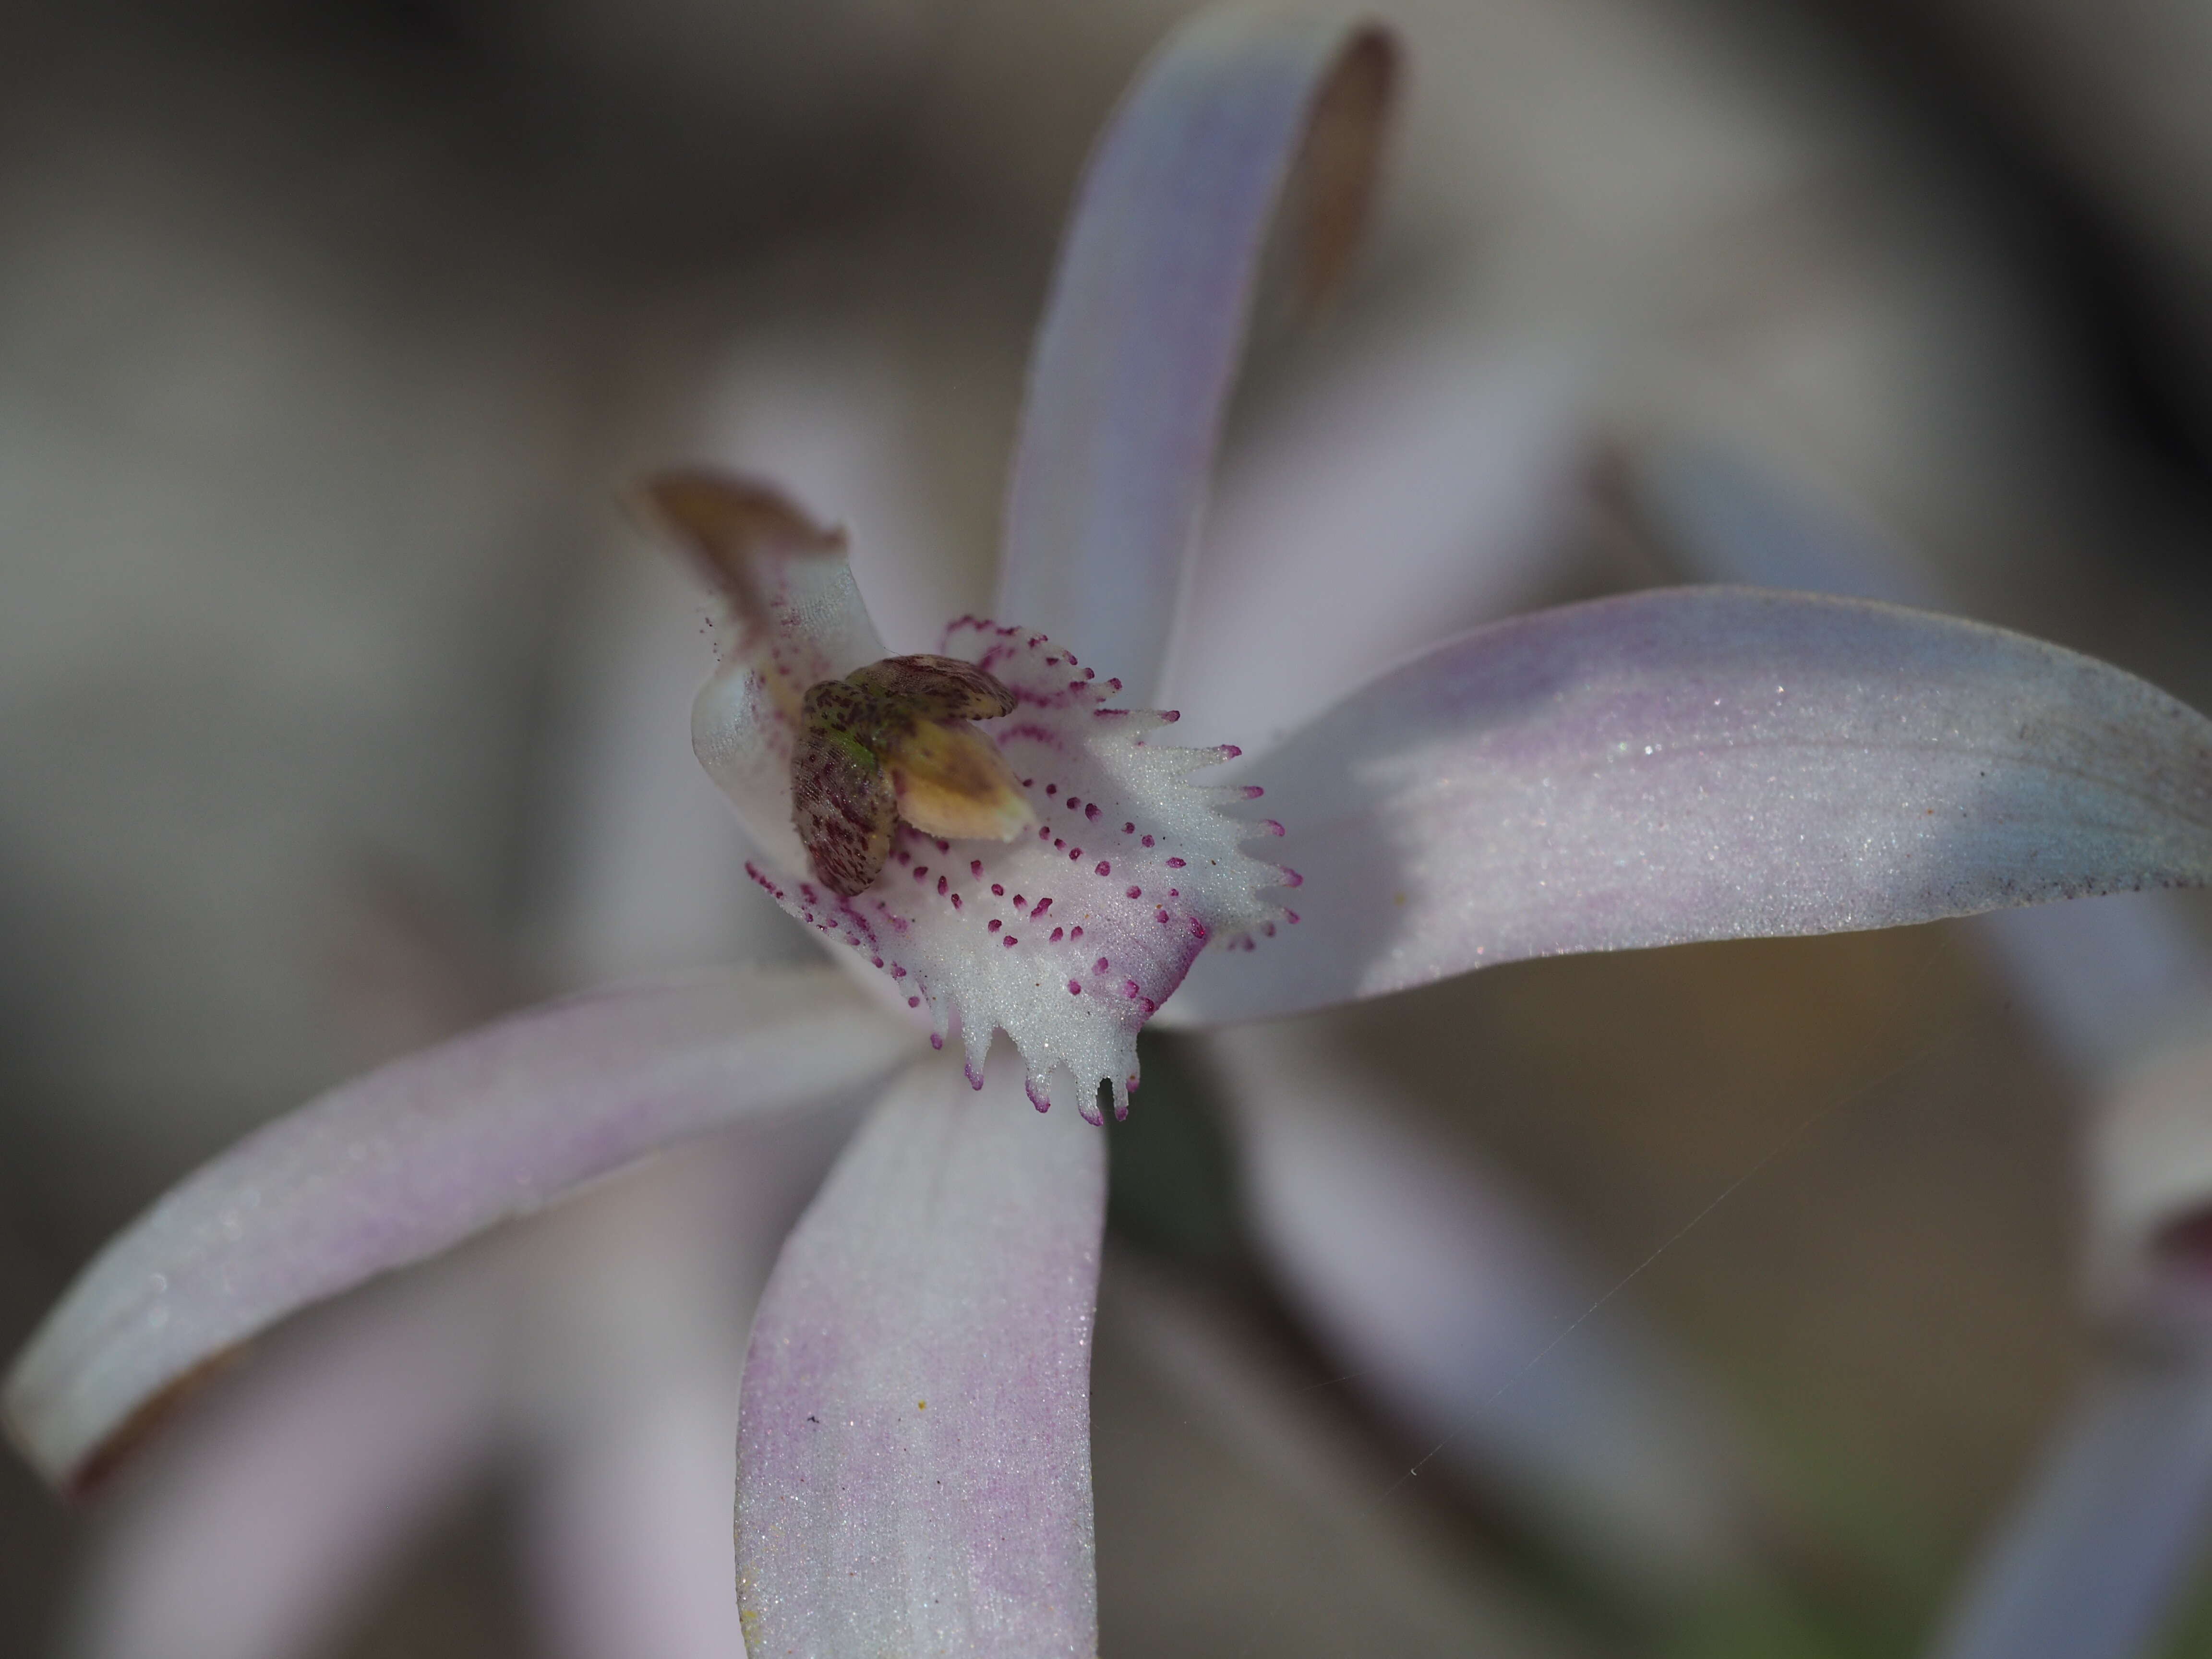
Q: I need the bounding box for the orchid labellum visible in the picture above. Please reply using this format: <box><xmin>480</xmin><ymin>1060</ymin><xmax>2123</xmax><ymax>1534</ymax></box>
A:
<box><xmin>19</xmin><ymin>12</ymin><xmax>2212</xmax><ymax>1658</ymax></box>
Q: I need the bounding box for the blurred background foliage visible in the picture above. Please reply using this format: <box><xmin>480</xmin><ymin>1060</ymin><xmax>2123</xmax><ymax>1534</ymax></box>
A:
<box><xmin>11</xmin><ymin>0</ymin><xmax>2212</xmax><ymax>1654</ymax></box>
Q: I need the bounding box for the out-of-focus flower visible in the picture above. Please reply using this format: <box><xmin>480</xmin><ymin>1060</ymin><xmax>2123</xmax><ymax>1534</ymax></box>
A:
<box><xmin>1211</xmin><ymin>1020</ymin><xmax>1752</xmax><ymax>1597</ymax></box>
<box><xmin>19</xmin><ymin>12</ymin><xmax>2212</xmax><ymax>1656</ymax></box>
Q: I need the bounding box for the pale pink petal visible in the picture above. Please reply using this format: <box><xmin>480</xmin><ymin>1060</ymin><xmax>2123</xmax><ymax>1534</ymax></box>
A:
<box><xmin>1175</xmin><ymin>586</ymin><xmax>2212</xmax><ymax>1023</ymax></box>
<box><xmin>1628</xmin><ymin>438</ymin><xmax>1939</xmax><ymax>608</ymax></box>
<box><xmin>1636</xmin><ymin>437</ymin><xmax>2212</xmax><ymax>1076</ymax></box>
<box><xmin>735</xmin><ymin>1051</ymin><xmax>1105</xmax><ymax>1658</ymax></box>
<box><xmin>1929</xmin><ymin>1351</ymin><xmax>2212</xmax><ymax>1659</ymax></box>
<box><xmin>528</xmin><ymin>1380</ymin><xmax>756</xmax><ymax>1659</ymax></box>
<box><xmin>515</xmin><ymin>1114</ymin><xmax>857</xmax><ymax>1659</ymax></box>
<box><xmin>67</xmin><ymin>1268</ymin><xmax>509</xmax><ymax>1659</ymax></box>
<box><xmin>5</xmin><ymin>966</ymin><xmax>918</xmax><ymax>1493</ymax></box>
<box><xmin>997</xmin><ymin>12</ymin><xmax>1395</xmax><ymax>699</ymax></box>
<box><xmin>748</xmin><ymin>621</ymin><xmax>1285</xmax><ymax>1119</ymax></box>
<box><xmin>1211</xmin><ymin>1024</ymin><xmax>1745</xmax><ymax>1592</ymax></box>
<box><xmin>1965</xmin><ymin>1023</ymin><xmax>2212</xmax><ymax>1659</ymax></box>
<box><xmin>1163</xmin><ymin>330</ymin><xmax>1587</xmax><ymax>755</ymax></box>
<box><xmin>2085</xmin><ymin>1019</ymin><xmax>2212</xmax><ymax>1325</ymax></box>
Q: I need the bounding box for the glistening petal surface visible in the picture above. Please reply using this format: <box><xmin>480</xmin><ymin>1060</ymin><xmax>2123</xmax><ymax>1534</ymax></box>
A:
<box><xmin>1174</xmin><ymin>586</ymin><xmax>2212</xmax><ymax>1023</ymax></box>
<box><xmin>736</xmin><ymin>1052</ymin><xmax>1105</xmax><ymax>1659</ymax></box>
<box><xmin>4</xmin><ymin>966</ymin><xmax>917</xmax><ymax>1493</ymax></box>
<box><xmin>997</xmin><ymin>11</ymin><xmax>1395</xmax><ymax>699</ymax></box>
<box><xmin>1640</xmin><ymin>435</ymin><xmax>2212</xmax><ymax>1074</ymax></box>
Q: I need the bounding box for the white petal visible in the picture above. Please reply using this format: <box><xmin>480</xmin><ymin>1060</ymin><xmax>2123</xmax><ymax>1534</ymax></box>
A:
<box><xmin>651</xmin><ymin>469</ymin><xmax>890</xmax><ymax>865</ymax></box>
<box><xmin>1163</xmin><ymin>329</ymin><xmax>1586</xmax><ymax>755</ymax></box>
<box><xmin>66</xmin><ymin>1270</ymin><xmax>508</xmax><ymax>1659</ymax></box>
<box><xmin>1636</xmin><ymin>437</ymin><xmax>2212</xmax><ymax>1074</ymax></box>
<box><xmin>998</xmin><ymin>12</ymin><xmax>1395</xmax><ymax>700</ymax></box>
<box><xmin>1628</xmin><ymin>437</ymin><xmax>1940</xmax><ymax>607</ymax></box>
<box><xmin>1174</xmin><ymin>586</ymin><xmax>2212</xmax><ymax>1023</ymax></box>
<box><xmin>527</xmin><ymin>1381</ymin><xmax>756</xmax><ymax>1659</ymax></box>
<box><xmin>1931</xmin><ymin>1352</ymin><xmax>2212</xmax><ymax>1659</ymax></box>
<box><xmin>735</xmin><ymin>1051</ymin><xmax>1105</xmax><ymax>1659</ymax></box>
<box><xmin>515</xmin><ymin>1112</ymin><xmax>857</xmax><ymax>1659</ymax></box>
<box><xmin>1211</xmin><ymin>1023</ymin><xmax>1746</xmax><ymax>1591</ymax></box>
<box><xmin>4</xmin><ymin>966</ymin><xmax>915</xmax><ymax>1492</ymax></box>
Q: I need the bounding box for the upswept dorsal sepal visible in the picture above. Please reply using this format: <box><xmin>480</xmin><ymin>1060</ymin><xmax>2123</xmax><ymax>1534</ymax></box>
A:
<box><xmin>641</xmin><ymin>469</ymin><xmax>890</xmax><ymax>728</ymax></box>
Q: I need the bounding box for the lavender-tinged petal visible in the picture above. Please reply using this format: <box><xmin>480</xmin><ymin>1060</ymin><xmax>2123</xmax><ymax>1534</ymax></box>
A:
<box><xmin>1175</xmin><ymin>586</ymin><xmax>2212</xmax><ymax>1024</ymax></box>
<box><xmin>1637</xmin><ymin>438</ymin><xmax>2212</xmax><ymax>1074</ymax></box>
<box><xmin>1979</xmin><ymin>899</ymin><xmax>2212</xmax><ymax>1080</ymax></box>
<box><xmin>997</xmin><ymin>12</ymin><xmax>1395</xmax><ymax>700</ymax></box>
<box><xmin>1163</xmin><ymin>332</ymin><xmax>1585</xmax><ymax>756</ymax></box>
<box><xmin>516</xmin><ymin>1114</ymin><xmax>856</xmax><ymax>1659</ymax></box>
<box><xmin>2086</xmin><ymin>1019</ymin><xmax>2212</xmax><ymax>1324</ymax></box>
<box><xmin>1929</xmin><ymin>1350</ymin><xmax>2212</xmax><ymax>1659</ymax></box>
<box><xmin>5</xmin><ymin>966</ymin><xmax>917</xmax><ymax>1493</ymax></box>
<box><xmin>1629</xmin><ymin>438</ymin><xmax>1941</xmax><ymax>608</ymax></box>
<box><xmin>735</xmin><ymin>1051</ymin><xmax>1105</xmax><ymax>1658</ymax></box>
<box><xmin>527</xmin><ymin>1379</ymin><xmax>754</xmax><ymax>1659</ymax></box>
<box><xmin>1211</xmin><ymin>1024</ymin><xmax>1744</xmax><ymax>1593</ymax></box>
<box><xmin>69</xmin><ymin>1271</ymin><xmax>508</xmax><ymax>1659</ymax></box>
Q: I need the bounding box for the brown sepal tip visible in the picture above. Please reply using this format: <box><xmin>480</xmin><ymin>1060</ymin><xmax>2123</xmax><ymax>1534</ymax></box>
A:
<box><xmin>48</xmin><ymin>1342</ymin><xmax>252</xmax><ymax>1502</ymax></box>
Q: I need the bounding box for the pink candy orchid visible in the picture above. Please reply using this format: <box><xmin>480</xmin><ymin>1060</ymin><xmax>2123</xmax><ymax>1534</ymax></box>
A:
<box><xmin>19</xmin><ymin>12</ymin><xmax>2212</xmax><ymax>1656</ymax></box>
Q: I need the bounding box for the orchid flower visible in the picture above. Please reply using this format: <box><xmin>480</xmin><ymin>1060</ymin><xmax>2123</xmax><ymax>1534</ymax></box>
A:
<box><xmin>20</xmin><ymin>12</ymin><xmax>2212</xmax><ymax>1657</ymax></box>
